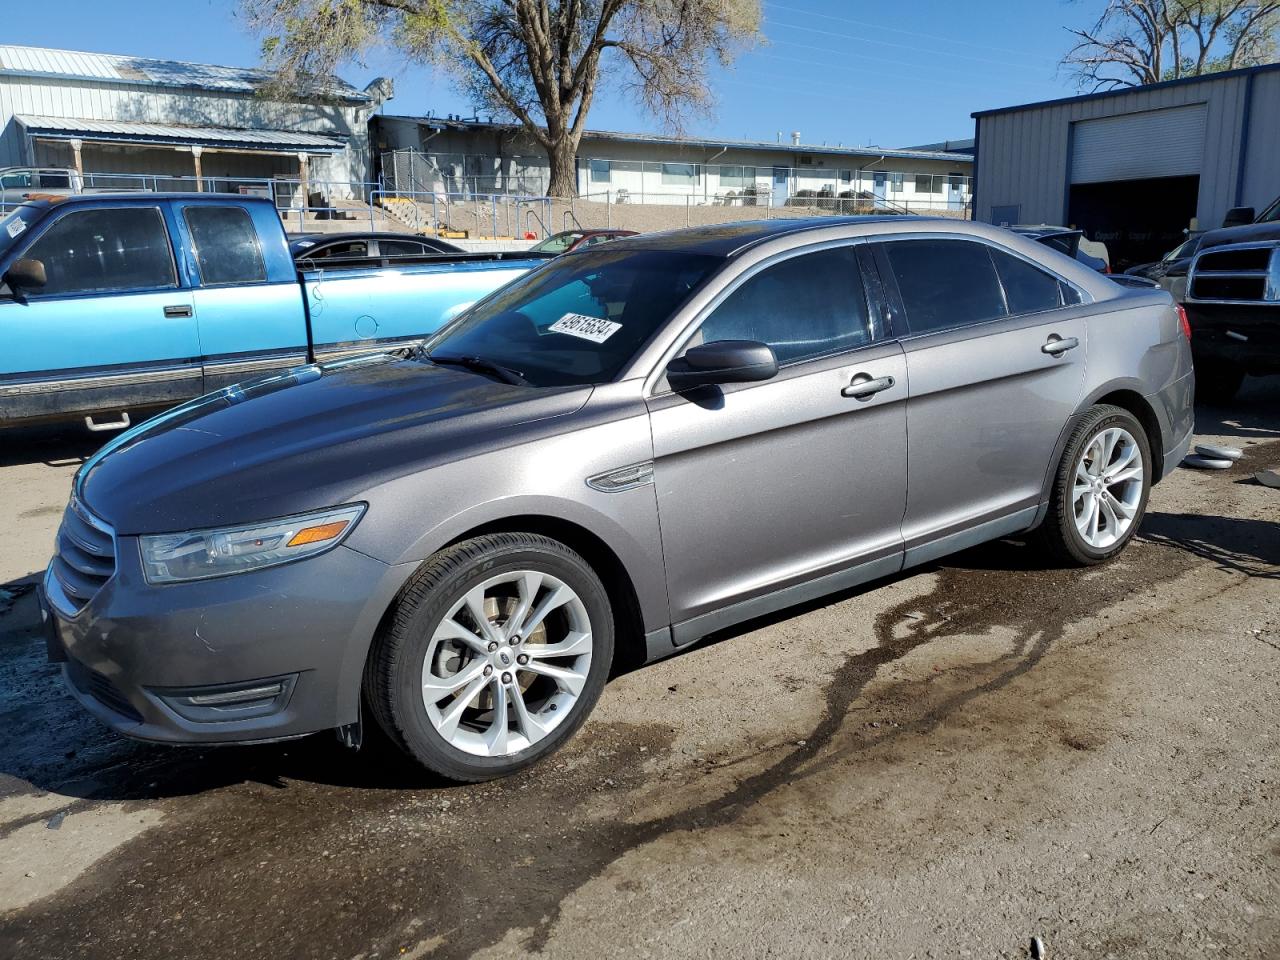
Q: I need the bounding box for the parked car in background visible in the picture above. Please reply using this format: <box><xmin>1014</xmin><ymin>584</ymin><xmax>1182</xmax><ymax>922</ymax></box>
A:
<box><xmin>0</xmin><ymin>195</ymin><xmax>546</xmax><ymax>429</ymax></box>
<box><xmin>1125</xmin><ymin>234</ymin><xmax>1203</xmax><ymax>286</ymax></box>
<box><xmin>528</xmin><ymin>228</ymin><xmax>638</xmax><ymax>254</ymax></box>
<box><xmin>289</xmin><ymin>231</ymin><xmax>464</xmax><ymax>261</ymax></box>
<box><xmin>41</xmin><ymin>216</ymin><xmax>1193</xmax><ymax>782</ymax></box>
<box><xmin>1</xmin><ymin>166</ymin><xmax>84</xmax><ymax>211</ymax></box>
<box><xmin>1180</xmin><ymin>191</ymin><xmax>1280</xmax><ymax>401</ymax></box>
<box><xmin>1008</xmin><ymin>225</ymin><xmax>1110</xmax><ymax>272</ymax></box>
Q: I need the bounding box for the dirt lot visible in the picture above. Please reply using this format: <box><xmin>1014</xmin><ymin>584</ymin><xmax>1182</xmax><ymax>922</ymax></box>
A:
<box><xmin>1</xmin><ymin>382</ymin><xmax>1277</xmax><ymax>960</ymax></box>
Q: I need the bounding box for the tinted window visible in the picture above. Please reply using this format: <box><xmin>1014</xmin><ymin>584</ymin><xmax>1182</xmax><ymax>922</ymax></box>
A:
<box><xmin>427</xmin><ymin>249</ymin><xmax>721</xmax><ymax>387</ymax></box>
<box><xmin>698</xmin><ymin>247</ymin><xmax>871</xmax><ymax>364</ymax></box>
<box><xmin>379</xmin><ymin>240</ymin><xmax>429</xmax><ymax>257</ymax></box>
<box><xmin>885</xmin><ymin>239</ymin><xmax>1006</xmax><ymax>333</ymax></box>
<box><xmin>23</xmin><ymin>207</ymin><xmax>175</xmax><ymax>296</ymax></box>
<box><xmin>39</xmin><ymin>171</ymin><xmax>72</xmax><ymax>189</ymax></box>
<box><xmin>185</xmin><ymin>206</ymin><xmax>266</xmax><ymax>285</ymax></box>
<box><xmin>300</xmin><ymin>240</ymin><xmax>368</xmax><ymax>260</ymax></box>
<box><xmin>990</xmin><ymin>248</ymin><xmax>1063</xmax><ymax>315</ymax></box>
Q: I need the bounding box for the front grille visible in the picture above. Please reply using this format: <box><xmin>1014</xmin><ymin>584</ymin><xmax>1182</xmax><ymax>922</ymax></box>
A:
<box><xmin>1189</xmin><ymin>244</ymin><xmax>1280</xmax><ymax>304</ymax></box>
<box><xmin>66</xmin><ymin>658</ymin><xmax>144</xmax><ymax>722</ymax></box>
<box><xmin>51</xmin><ymin>498</ymin><xmax>117</xmax><ymax>614</ymax></box>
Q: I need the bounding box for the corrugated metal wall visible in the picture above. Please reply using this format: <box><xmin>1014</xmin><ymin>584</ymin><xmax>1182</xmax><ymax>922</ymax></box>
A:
<box><xmin>0</xmin><ymin>74</ymin><xmax>371</xmax><ymax>188</ymax></box>
<box><xmin>975</xmin><ymin>69</ymin><xmax>1277</xmax><ymax>229</ymax></box>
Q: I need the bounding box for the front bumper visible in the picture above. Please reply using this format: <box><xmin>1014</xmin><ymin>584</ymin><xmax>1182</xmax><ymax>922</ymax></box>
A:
<box><xmin>44</xmin><ymin>540</ymin><xmax>413</xmax><ymax>744</ymax></box>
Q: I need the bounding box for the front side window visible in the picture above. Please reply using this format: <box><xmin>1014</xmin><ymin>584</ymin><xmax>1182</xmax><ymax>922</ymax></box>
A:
<box><xmin>530</xmin><ymin>232</ymin><xmax>584</xmax><ymax>254</ymax></box>
<box><xmin>884</xmin><ymin>239</ymin><xmax>1006</xmax><ymax>334</ymax></box>
<box><xmin>990</xmin><ymin>248</ymin><xmax>1064</xmax><ymax>315</ymax></box>
<box><xmin>426</xmin><ymin>249</ymin><xmax>722</xmax><ymax>387</ymax></box>
<box><xmin>184</xmin><ymin>206</ymin><xmax>266</xmax><ymax>285</ymax></box>
<box><xmin>695</xmin><ymin>247</ymin><xmax>872</xmax><ymax>365</ymax></box>
<box><xmin>22</xmin><ymin>206</ymin><xmax>175</xmax><ymax>296</ymax></box>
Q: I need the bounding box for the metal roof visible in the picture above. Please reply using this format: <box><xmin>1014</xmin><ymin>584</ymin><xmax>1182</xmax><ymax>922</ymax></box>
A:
<box><xmin>972</xmin><ymin>61</ymin><xmax>1280</xmax><ymax>119</ymax></box>
<box><xmin>16</xmin><ymin>115</ymin><xmax>348</xmax><ymax>152</ymax></box>
<box><xmin>0</xmin><ymin>44</ymin><xmax>370</xmax><ymax>103</ymax></box>
<box><xmin>381</xmin><ymin>115</ymin><xmax>973</xmax><ymax>165</ymax></box>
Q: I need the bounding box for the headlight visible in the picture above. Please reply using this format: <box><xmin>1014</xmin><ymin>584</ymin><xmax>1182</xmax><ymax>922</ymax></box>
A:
<box><xmin>139</xmin><ymin>504</ymin><xmax>366</xmax><ymax>584</ymax></box>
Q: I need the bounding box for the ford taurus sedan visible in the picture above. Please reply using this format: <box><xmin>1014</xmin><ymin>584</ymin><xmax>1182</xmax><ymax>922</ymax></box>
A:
<box><xmin>41</xmin><ymin>217</ymin><xmax>1195</xmax><ymax>782</ymax></box>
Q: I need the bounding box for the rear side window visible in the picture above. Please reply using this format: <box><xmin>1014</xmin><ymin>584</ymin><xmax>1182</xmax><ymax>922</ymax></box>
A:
<box><xmin>698</xmin><ymin>246</ymin><xmax>871</xmax><ymax>364</ymax></box>
<box><xmin>990</xmin><ymin>248</ymin><xmax>1063</xmax><ymax>315</ymax></box>
<box><xmin>884</xmin><ymin>239</ymin><xmax>1006</xmax><ymax>333</ymax></box>
<box><xmin>184</xmin><ymin>206</ymin><xmax>267</xmax><ymax>285</ymax></box>
<box><xmin>22</xmin><ymin>206</ymin><xmax>176</xmax><ymax>296</ymax></box>
<box><xmin>379</xmin><ymin>240</ymin><xmax>428</xmax><ymax>257</ymax></box>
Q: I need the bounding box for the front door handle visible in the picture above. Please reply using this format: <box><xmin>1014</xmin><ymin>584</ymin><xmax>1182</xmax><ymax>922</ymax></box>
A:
<box><xmin>841</xmin><ymin>373</ymin><xmax>896</xmax><ymax>399</ymax></box>
<box><xmin>163</xmin><ymin>304</ymin><xmax>193</xmax><ymax>318</ymax></box>
<box><xmin>1042</xmin><ymin>335</ymin><xmax>1079</xmax><ymax>356</ymax></box>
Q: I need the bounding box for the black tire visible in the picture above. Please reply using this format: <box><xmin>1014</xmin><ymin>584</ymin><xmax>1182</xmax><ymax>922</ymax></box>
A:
<box><xmin>1036</xmin><ymin>404</ymin><xmax>1152</xmax><ymax>567</ymax></box>
<box><xmin>363</xmin><ymin>533</ymin><xmax>614</xmax><ymax>782</ymax></box>
<box><xmin>1194</xmin><ymin>361</ymin><xmax>1245</xmax><ymax>404</ymax></box>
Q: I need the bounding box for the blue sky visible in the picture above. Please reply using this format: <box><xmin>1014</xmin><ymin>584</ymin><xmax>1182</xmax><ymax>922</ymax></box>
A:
<box><xmin>9</xmin><ymin>0</ymin><xmax>1104</xmax><ymax>147</ymax></box>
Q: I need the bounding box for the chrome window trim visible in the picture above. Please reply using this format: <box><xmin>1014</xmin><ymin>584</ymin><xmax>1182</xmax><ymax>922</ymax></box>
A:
<box><xmin>642</xmin><ymin>236</ymin><xmax>879</xmax><ymax>398</ymax></box>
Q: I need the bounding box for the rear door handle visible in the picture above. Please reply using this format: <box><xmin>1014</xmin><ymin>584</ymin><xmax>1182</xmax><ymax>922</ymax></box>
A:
<box><xmin>1042</xmin><ymin>335</ymin><xmax>1079</xmax><ymax>356</ymax></box>
<box><xmin>841</xmin><ymin>374</ymin><xmax>896</xmax><ymax>399</ymax></box>
<box><xmin>163</xmin><ymin>304</ymin><xmax>193</xmax><ymax>318</ymax></box>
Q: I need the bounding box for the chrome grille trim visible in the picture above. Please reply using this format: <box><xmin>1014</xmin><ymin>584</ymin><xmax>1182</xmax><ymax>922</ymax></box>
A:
<box><xmin>50</xmin><ymin>497</ymin><xmax>117</xmax><ymax>615</ymax></box>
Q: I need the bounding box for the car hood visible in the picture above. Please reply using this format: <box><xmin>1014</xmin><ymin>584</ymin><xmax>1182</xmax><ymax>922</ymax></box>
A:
<box><xmin>1198</xmin><ymin>220</ymin><xmax>1280</xmax><ymax>251</ymax></box>
<box><xmin>77</xmin><ymin>353</ymin><xmax>592</xmax><ymax>534</ymax></box>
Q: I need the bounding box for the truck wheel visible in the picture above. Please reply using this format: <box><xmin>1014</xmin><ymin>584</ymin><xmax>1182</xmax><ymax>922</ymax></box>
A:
<box><xmin>1036</xmin><ymin>404</ymin><xmax>1151</xmax><ymax>567</ymax></box>
<box><xmin>364</xmin><ymin>533</ymin><xmax>614</xmax><ymax>782</ymax></box>
<box><xmin>1194</xmin><ymin>362</ymin><xmax>1244</xmax><ymax>404</ymax></box>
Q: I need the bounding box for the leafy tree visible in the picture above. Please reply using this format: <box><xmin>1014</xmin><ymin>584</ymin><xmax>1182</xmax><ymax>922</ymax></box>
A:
<box><xmin>245</xmin><ymin>0</ymin><xmax>762</xmax><ymax>197</ymax></box>
<box><xmin>1062</xmin><ymin>0</ymin><xmax>1280</xmax><ymax>90</ymax></box>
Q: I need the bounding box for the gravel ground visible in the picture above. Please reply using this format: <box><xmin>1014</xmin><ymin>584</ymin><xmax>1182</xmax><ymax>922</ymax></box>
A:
<box><xmin>0</xmin><ymin>379</ymin><xmax>1277</xmax><ymax>960</ymax></box>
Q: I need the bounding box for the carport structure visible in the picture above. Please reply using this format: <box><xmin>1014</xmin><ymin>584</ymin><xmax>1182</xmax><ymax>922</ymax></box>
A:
<box><xmin>971</xmin><ymin>63</ymin><xmax>1280</xmax><ymax>269</ymax></box>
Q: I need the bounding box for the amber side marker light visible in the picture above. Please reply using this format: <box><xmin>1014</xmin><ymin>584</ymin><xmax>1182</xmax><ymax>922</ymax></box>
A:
<box><xmin>287</xmin><ymin>520</ymin><xmax>350</xmax><ymax>548</ymax></box>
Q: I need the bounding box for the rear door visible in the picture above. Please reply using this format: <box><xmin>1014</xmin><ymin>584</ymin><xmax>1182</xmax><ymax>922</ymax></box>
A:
<box><xmin>0</xmin><ymin>202</ymin><xmax>200</xmax><ymax>423</ymax></box>
<box><xmin>174</xmin><ymin>199</ymin><xmax>308</xmax><ymax>390</ymax></box>
<box><xmin>874</xmin><ymin>236</ymin><xmax>1088</xmax><ymax>563</ymax></box>
<box><xmin>647</xmin><ymin>243</ymin><xmax>907</xmax><ymax>637</ymax></box>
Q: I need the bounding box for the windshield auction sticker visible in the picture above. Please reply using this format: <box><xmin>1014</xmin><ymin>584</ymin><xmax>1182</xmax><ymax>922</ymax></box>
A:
<box><xmin>548</xmin><ymin>313</ymin><xmax>622</xmax><ymax>344</ymax></box>
<box><xmin>6</xmin><ymin>218</ymin><xmax>25</xmax><ymax>239</ymax></box>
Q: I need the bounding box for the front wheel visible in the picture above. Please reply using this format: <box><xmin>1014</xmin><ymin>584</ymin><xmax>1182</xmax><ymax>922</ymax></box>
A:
<box><xmin>364</xmin><ymin>533</ymin><xmax>614</xmax><ymax>781</ymax></box>
<box><xmin>1037</xmin><ymin>404</ymin><xmax>1151</xmax><ymax>566</ymax></box>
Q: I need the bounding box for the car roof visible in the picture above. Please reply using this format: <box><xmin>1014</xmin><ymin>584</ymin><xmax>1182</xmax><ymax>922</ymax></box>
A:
<box><xmin>601</xmin><ymin>215</ymin><xmax>920</xmax><ymax>257</ymax></box>
<box><xmin>1008</xmin><ymin>224</ymin><xmax>1080</xmax><ymax>238</ymax></box>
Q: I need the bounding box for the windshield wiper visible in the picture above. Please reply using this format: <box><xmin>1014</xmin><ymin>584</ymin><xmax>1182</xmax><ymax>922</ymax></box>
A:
<box><xmin>427</xmin><ymin>353</ymin><xmax>528</xmax><ymax>385</ymax></box>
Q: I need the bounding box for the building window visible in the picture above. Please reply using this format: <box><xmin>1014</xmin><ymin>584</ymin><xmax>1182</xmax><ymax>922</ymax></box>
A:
<box><xmin>719</xmin><ymin>165</ymin><xmax>756</xmax><ymax>189</ymax></box>
<box><xmin>889</xmin><ymin>172</ymin><xmax>904</xmax><ymax>193</ymax></box>
<box><xmin>915</xmin><ymin>174</ymin><xmax>942</xmax><ymax>194</ymax></box>
<box><xmin>661</xmin><ymin>163</ymin><xmax>697</xmax><ymax>186</ymax></box>
<box><xmin>588</xmin><ymin>159</ymin><xmax>611</xmax><ymax>184</ymax></box>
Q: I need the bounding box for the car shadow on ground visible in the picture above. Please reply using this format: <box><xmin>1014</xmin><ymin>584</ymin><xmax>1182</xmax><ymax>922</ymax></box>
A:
<box><xmin>0</xmin><ymin>424</ymin><xmax>104</xmax><ymax>469</ymax></box>
<box><xmin>1195</xmin><ymin>376</ymin><xmax>1280</xmax><ymax>440</ymax></box>
<box><xmin>1140</xmin><ymin>511</ymin><xmax>1280</xmax><ymax>579</ymax></box>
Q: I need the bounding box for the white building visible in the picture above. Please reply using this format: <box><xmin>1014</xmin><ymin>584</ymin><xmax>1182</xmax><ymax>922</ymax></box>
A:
<box><xmin>373</xmin><ymin>115</ymin><xmax>974</xmax><ymax>212</ymax></box>
<box><xmin>0</xmin><ymin>44</ymin><xmax>391</xmax><ymax>201</ymax></box>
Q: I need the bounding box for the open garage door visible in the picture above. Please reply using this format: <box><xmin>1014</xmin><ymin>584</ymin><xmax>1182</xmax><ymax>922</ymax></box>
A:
<box><xmin>1068</xmin><ymin>105</ymin><xmax>1206</xmax><ymax>270</ymax></box>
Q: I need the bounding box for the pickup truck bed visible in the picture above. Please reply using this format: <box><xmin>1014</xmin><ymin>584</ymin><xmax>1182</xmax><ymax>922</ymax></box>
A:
<box><xmin>0</xmin><ymin>195</ymin><xmax>546</xmax><ymax>428</ymax></box>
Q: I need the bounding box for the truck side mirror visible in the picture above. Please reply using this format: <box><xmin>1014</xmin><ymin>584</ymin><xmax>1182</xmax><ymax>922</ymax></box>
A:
<box><xmin>1222</xmin><ymin>207</ymin><xmax>1255</xmax><ymax>228</ymax></box>
<box><xmin>4</xmin><ymin>257</ymin><xmax>47</xmax><ymax>293</ymax></box>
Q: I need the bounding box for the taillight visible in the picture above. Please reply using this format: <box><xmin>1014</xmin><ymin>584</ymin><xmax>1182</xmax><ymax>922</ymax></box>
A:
<box><xmin>1176</xmin><ymin>304</ymin><xmax>1192</xmax><ymax>340</ymax></box>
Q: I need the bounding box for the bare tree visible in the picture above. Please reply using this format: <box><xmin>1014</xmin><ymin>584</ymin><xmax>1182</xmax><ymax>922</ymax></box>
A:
<box><xmin>244</xmin><ymin>0</ymin><xmax>762</xmax><ymax>197</ymax></box>
<box><xmin>1062</xmin><ymin>0</ymin><xmax>1280</xmax><ymax>91</ymax></box>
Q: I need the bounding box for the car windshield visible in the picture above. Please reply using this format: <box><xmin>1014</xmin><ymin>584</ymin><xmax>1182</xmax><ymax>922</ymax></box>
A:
<box><xmin>1257</xmin><ymin>196</ymin><xmax>1280</xmax><ymax>223</ymax></box>
<box><xmin>1165</xmin><ymin>237</ymin><xmax>1199</xmax><ymax>261</ymax></box>
<box><xmin>0</xmin><ymin>205</ymin><xmax>40</xmax><ymax>261</ymax></box>
<box><xmin>530</xmin><ymin>232</ymin><xmax>586</xmax><ymax>254</ymax></box>
<box><xmin>423</xmin><ymin>248</ymin><xmax>723</xmax><ymax>387</ymax></box>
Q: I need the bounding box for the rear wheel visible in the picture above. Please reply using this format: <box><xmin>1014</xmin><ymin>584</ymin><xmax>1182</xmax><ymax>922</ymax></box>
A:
<box><xmin>364</xmin><ymin>533</ymin><xmax>614</xmax><ymax>781</ymax></box>
<box><xmin>1037</xmin><ymin>404</ymin><xmax>1151</xmax><ymax>566</ymax></box>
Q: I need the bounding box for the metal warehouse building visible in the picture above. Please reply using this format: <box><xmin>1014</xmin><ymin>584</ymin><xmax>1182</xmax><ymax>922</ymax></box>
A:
<box><xmin>0</xmin><ymin>44</ymin><xmax>391</xmax><ymax>201</ymax></box>
<box><xmin>972</xmin><ymin>63</ymin><xmax>1280</xmax><ymax>268</ymax></box>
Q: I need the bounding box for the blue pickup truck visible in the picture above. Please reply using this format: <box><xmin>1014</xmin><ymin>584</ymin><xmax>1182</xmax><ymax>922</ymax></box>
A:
<box><xmin>0</xmin><ymin>194</ymin><xmax>544</xmax><ymax>429</ymax></box>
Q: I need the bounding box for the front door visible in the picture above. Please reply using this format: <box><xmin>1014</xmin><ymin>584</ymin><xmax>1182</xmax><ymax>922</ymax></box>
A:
<box><xmin>647</xmin><ymin>243</ymin><xmax>907</xmax><ymax>639</ymax></box>
<box><xmin>0</xmin><ymin>203</ymin><xmax>201</xmax><ymax>423</ymax></box>
<box><xmin>873</xmin><ymin>236</ymin><xmax>1088</xmax><ymax>563</ymax></box>
<box><xmin>772</xmin><ymin>167</ymin><xmax>790</xmax><ymax>207</ymax></box>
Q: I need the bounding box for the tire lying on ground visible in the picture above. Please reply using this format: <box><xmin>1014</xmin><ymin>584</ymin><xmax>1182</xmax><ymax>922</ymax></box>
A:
<box><xmin>1183</xmin><ymin>455</ymin><xmax>1234</xmax><ymax>470</ymax></box>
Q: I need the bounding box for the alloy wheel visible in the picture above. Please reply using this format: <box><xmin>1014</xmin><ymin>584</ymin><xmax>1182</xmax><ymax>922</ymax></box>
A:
<box><xmin>420</xmin><ymin>570</ymin><xmax>593</xmax><ymax>757</ymax></box>
<box><xmin>1072</xmin><ymin>426</ymin><xmax>1144</xmax><ymax>550</ymax></box>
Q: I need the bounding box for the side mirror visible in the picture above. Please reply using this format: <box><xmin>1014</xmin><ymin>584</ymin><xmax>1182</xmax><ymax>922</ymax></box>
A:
<box><xmin>4</xmin><ymin>257</ymin><xmax>46</xmax><ymax>292</ymax></box>
<box><xmin>666</xmin><ymin>339</ymin><xmax>779</xmax><ymax>392</ymax></box>
<box><xmin>1222</xmin><ymin>206</ymin><xmax>1255</xmax><ymax>228</ymax></box>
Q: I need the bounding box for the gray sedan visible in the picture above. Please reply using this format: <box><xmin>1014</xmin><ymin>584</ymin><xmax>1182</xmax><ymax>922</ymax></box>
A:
<box><xmin>43</xmin><ymin>216</ymin><xmax>1195</xmax><ymax>781</ymax></box>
